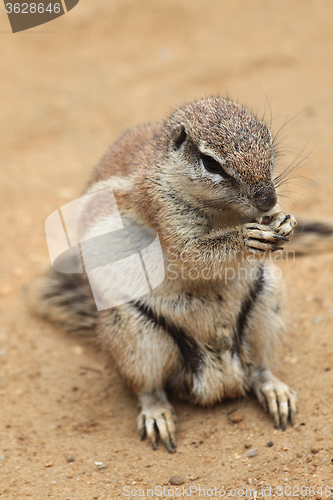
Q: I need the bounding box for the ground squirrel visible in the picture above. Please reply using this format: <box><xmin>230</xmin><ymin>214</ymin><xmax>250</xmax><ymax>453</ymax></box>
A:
<box><xmin>32</xmin><ymin>97</ymin><xmax>305</xmax><ymax>453</ymax></box>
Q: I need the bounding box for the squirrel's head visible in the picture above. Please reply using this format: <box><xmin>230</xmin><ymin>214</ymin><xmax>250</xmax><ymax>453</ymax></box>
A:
<box><xmin>162</xmin><ymin>97</ymin><xmax>277</xmax><ymax>219</ymax></box>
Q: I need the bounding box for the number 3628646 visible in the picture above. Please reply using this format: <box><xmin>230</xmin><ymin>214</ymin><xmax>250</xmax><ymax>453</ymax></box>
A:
<box><xmin>5</xmin><ymin>3</ymin><xmax>61</xmax><ymax>13</ymax></box>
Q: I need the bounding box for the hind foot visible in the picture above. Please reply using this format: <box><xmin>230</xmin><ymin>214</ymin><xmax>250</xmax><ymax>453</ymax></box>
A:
<box><xmin>137</xmin><ymin>390</ymin><xmax>177</xmax><ymax>453</ymax></box>
<box><xmin>252</xmin><ymin>368</ymin><xmax>297</xmax><ymax>430</ymax></box>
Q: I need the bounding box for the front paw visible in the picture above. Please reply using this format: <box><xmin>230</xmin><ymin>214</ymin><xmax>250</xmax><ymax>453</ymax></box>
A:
<box><xmin>241</xmin><ymin>212</ymin><xmax>297</xmax><ymax>253</ymax></box>
<box><xmin>265</xmin><ymin>212</ymin><xmax>297</xmax><ymax>238</ymax></box>
<box><xmin>241</xmin><ymin>222</ymin><xmax>289</xmax><ymax>253</ymax></box>
<box><xmin>253</xmin><ymin>371</ymin><xmax>297</xmax><ymax>430</ymax></box>
<box><xmin>137</xmin><ymin>390</ymin><xmax>177</xmax><ymax>453</ymax></box>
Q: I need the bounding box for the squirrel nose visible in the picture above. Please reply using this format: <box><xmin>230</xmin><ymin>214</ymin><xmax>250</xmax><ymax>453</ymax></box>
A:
<box><xmin>253</xmin><ymin>183</ymin><xmax>277</xmax><ymax>212</ymax></box>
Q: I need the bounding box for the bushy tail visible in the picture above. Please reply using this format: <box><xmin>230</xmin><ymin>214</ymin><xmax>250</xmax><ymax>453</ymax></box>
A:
<box><xmin>29</xmin><ymin>268</ymin><xmax>98</xmax><ymax>333</ymax></box>
<box><xmin>290</xmin><ymin>221</ymin><xmax>333</xmax><ymax>255</ymax></box>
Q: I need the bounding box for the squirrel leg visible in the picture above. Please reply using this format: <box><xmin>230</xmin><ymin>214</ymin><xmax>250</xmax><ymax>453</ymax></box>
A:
<box><xmin>97</xmin><ymin>304</ymin><xmax>180</xmax><ymax>452</ymax></box>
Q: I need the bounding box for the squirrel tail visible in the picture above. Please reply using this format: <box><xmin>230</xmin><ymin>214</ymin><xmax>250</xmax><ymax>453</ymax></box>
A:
<box><xmin>29</xmin><ymin>268</ymin><xmax>98</xmax><ymax>333</ymax></box>
<box><xmin>289</xmin><ymin>221</ymin><xmax>333</xmax><ymax>255</ymax></box>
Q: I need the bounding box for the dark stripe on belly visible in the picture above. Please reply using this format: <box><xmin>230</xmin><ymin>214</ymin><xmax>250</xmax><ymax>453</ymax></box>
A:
<box><xmin>131</xmin><ymin>301</ymin><xmax>203</xmax><ymax>374</ymax></box>
<box><xmin>231</xmin><ymin>264</ymin><xmax>265</xmax><ymax>357</ymax></box>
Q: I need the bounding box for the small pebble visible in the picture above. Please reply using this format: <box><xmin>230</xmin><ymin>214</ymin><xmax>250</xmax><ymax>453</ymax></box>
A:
<box><xmin>246</xmin><ymin>449</ymin><xmax>258</xmax><ymax>458</ymax></box>
<box><xmin>228</xmin><ymin>410</ymin><xmax>244</xmax><ymax>424</ymax></box>
<box><xmin>248</xmin><ymin>478</ymin><xmax>253</xmax><ymax>485</ymax></box>
<box><xmin>244</xmin><ymin>443</ymin><xmax>252</xmax><ymax>449</ymax></box>
<box><xmin>267</xmin><ymin>441</ymin><xmax>274</xmax><ymax>447</ymax></box>
<box><xmin>311</xmin><ymin>446</ymin><xmax>320</xmax><ymax>454</ymax></box>
<box><xmin>94</xmin><ymin>461</ymin><xmax>107</xmax><ymax>470</ymax></box>
<box><xmin>66</xmin><ymin>456</ymin><xmax>75</xmax><ymax>462</ymax></box>
<box><xmin>169</xmin><ymin>476</ymin><xmax>184</xmax><ymax>485</ymax></box>
<box><xmin>45</xmin><ymin>460</ymin><xmax>53</xmax><ymax>467</ymax></box>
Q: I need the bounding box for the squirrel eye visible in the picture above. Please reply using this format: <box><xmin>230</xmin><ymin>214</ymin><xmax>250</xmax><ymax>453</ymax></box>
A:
<box><xmin>201</xmin><ymin>153</ymin><xmax>230</xmax><ymax>177</ymax></box>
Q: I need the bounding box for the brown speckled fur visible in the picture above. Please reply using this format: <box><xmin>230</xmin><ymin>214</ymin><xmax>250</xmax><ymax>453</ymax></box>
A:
<box><xmin>32</xmin><ymin>97</ymin><xmax>303</xmax><ymax>452</ymax></box>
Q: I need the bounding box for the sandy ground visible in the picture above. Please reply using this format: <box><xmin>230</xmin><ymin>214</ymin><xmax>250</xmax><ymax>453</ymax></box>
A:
<box><xmin>0</xmin><ymin>1</ymin><xmax>333</xmax><ymax>498</ymax></box>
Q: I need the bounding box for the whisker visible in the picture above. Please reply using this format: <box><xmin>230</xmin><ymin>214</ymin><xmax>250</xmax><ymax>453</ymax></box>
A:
<box><xmin>272</xmin><ymin>108</ymin><xmax>309</xmax><ymax>146</ymax></box>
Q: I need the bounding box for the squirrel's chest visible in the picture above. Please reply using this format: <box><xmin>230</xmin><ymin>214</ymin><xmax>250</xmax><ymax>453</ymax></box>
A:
<box><xmin>149</xmin><ymin>266</ymin><xmax>266</xmax><ymax>402</ymax></box>
<box><xmin>172</xmin><ymin>343</ymin><xmax>249</xmax><ymax>405</ymax></box>
<box><xmin>160</xmin><ymin>290</ymin><xmax>254</xmax><ymax>404</ymax></box>
<box><xmin>190</xmin><ymin>348</ymin><xmax>249</xmax><ymax>404</ymax></box>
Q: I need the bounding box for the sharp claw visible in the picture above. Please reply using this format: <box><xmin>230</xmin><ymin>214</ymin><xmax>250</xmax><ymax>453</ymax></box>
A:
<box><xmin>152</xmin><ymin>440</ymin><xmax>157</xmax><ymax>451</ymax></box>
<box><xmin>272</xmin><ymin>247</ymin><xmax>284</xmax><ymax>252</ymax></box>
<box><xmin>274</xmin><ymin>235</ymin><xmax>290</xmax><ymax>242</ymax></box>
<box><xmin>248</xmin><ymin>247</ymin><xmax>267</xmax><ymax>253</ymax></box>
<box><xmin>164</xmin><ymin>437</ymin><xmax>172</xmax><ymax>453</ymax></box>
<box><xmin>259</xmin><ymin>391</ymin><xmax>269</xmax><ymax>412</ymax></box>
<box><xmin>171</xmin><ymin>438</ymin><xmax>177</xmax><ymax>449</ymax></box>
<box><xmin>140</xmin><ymin>427</ymin><xmax>146</xmax><ymax>441</ymax></box>
<box><xmin>138</xmin><ymin>414</ymin><xmax>146</xmax><ymax>440</ymax></box>
<box><xmin>290</xmin><ymin>408</ymin><xmax>295</xmax><ymax>427</ymax></box>
<box><xmin>281</xmin><ymin>414</ymin><xmax>287</xmax><ymax>432</ymax></box>
<box><xmin>273</xmin><ymin>413</ymin><xmax>280</xmax><ymax>429</ymax></box>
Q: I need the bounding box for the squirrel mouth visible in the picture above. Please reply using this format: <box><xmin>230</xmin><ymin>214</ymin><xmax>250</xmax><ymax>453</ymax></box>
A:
<box><xmin>255</xmin><ymin>215</ymin><xmax>273</xmax><ymax>225</ymax></box>
<box><xmin>252</xmin><ymin>204</ymin><xmax>281</xmax><ymax>224</ymax></box>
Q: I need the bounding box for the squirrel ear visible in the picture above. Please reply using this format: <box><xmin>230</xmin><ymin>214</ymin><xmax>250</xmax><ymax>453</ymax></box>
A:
<box><xmin>172</xmin><ymin>125</ymin><xmax>187</xmax><ymax>150</ymax></box>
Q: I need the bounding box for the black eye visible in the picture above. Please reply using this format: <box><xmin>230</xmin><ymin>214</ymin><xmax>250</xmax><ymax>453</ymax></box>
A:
<box><xmin>201</xmin><ymin>153</ymin><xmax>231</xmax><ymax>178</ymax></box>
